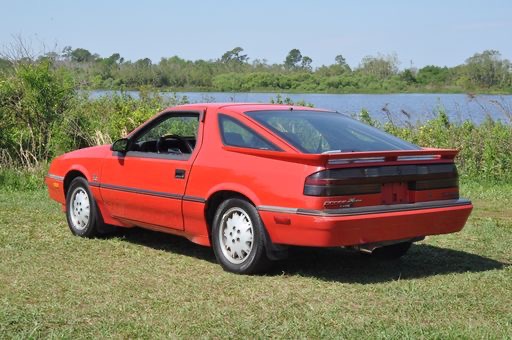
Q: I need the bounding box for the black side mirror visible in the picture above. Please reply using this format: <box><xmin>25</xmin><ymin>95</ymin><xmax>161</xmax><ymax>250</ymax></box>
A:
<box><xmin>111</xmin><ymin>138</ymin><xmax>129</xmax><ymax>153</ymax></box>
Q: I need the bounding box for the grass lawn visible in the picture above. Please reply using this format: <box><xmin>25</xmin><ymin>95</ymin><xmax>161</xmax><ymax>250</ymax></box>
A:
<box><xmin>0</xmin><ymin>182</ymin><xmax>511</xmax><ymax>338</ymax></box>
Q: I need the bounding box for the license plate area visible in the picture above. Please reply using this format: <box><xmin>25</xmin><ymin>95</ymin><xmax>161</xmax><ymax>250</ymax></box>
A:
<box><xmin>381</xmin><ymin>182</ymin><xmax>409</xmax><ymax>204</ymax></box>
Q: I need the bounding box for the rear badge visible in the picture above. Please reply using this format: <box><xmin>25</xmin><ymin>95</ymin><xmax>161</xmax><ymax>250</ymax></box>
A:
<box><xmin>324</xmin><ymin>198</ymin><xmax>362</xmax><ymax>209</ymax></box>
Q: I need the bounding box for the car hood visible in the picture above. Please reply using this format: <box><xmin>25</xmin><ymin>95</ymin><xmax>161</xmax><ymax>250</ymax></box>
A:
<box><xmin>58</xmin><ymin>144</ymin><xmax>112</xmax><ymax>160</ymax></box>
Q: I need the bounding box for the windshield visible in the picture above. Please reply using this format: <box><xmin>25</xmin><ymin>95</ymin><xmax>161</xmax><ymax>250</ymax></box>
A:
<box><xmin>245</xmin><ymin>110</ymin><xmax>420</xmax><ymax>153</ymax></box>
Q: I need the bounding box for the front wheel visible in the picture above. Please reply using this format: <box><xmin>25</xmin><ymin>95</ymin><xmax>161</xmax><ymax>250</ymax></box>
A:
<box><xmin>66</xmin><ymin>177</ymin><xmax>102</xmax><ymax>238</ymax></box>
<box><xmin>211</xmin><ymin>198</ymin><xmax>271</xmax><ymax>274</ymax></box>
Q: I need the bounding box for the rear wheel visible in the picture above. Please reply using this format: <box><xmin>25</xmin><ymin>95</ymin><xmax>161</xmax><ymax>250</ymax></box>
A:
<box><xmin>368</xmin><ymin>241</ymin><xmax>412</xmax><ymax>260</ymax></box>
<box><xmin>66</xmin><ymin>177</ymin><xmax>102</xmax><ymax>238</ymax></box>
<box><xmin>211</xmin><ymin>198</ymin><xmax>271</xmax><ymax>274</ymax></box>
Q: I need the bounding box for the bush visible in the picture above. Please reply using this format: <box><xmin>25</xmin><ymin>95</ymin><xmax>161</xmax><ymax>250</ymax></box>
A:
<box><xmin>0</xmin><ymin>165</ymin><xmax>48</xmax><ymax>191</ymax></box>
<box><xmin>0</xmin><ymin>60</ymin><xmax>75</xmax><ymax>168</ymax></box>
<box><xmin>0</xmin><ymin>60</ymin><xmax>190</xmax><ymax>190</ymax></box>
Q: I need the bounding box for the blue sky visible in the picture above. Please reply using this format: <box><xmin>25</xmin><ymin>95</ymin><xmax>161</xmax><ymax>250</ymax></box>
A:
<box><xmin>1</xmin><ymin>0</ymin><xmax>511</xmax><ymax>68</ymax></box>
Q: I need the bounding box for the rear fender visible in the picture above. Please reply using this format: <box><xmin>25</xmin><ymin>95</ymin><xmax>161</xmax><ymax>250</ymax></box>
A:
<box><xmin>206</xmin><ymin>183</ymin><xmax>262</xmax><ymax>207</ymax></box>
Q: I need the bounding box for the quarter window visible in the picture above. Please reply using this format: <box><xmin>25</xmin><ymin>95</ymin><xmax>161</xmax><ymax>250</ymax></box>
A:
<box><xmin>218</xmin><ymin>115</ymin><xmax>280</xmax><ymax>151</ymax></box>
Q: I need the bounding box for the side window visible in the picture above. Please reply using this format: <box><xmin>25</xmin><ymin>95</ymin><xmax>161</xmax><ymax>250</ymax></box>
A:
<box><xmin>130</xmin><ymin>114</ymin><xmax>199</xmax><ymax>156</ymax></box>
<box><xmin>218</xmin><ymin>115</ymin><xmax>280</xmax><ymax>151</ymax></box>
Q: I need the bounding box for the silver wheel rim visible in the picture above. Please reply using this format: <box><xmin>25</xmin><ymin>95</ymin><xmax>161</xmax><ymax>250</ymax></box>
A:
<box><xmin>69</xmin><ymin>187</ymin><xmax>91</xmax><ymax>231</ymax></box>
<box><xmin>219</xmin><ymin>207</ymin><xmax>254</xmax><ymax>264</ymax></box>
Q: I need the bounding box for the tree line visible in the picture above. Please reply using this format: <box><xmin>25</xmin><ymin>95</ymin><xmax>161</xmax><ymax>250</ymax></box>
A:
<box><xmin>0</xmin><ymin>46</ymin><xmax>511</xmax><ymax>93</ymax></box>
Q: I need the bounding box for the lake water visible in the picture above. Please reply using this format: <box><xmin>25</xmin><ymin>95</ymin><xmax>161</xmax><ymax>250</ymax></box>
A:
<box><xmin>91</xmin><ymin>91</ymin><xmax>512</xmax><ymax>125</ymax></box>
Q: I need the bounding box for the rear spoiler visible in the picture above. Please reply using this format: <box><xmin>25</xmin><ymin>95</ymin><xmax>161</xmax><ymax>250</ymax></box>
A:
<box><xmin>223</xmin><ymin>146</ymin><xmax>459</xmax><ymax>166</ymax></box>
<box><xmin>322</xmin><ymin>148</ymin><xmax>458</xmax><ymax>165</ymax></box>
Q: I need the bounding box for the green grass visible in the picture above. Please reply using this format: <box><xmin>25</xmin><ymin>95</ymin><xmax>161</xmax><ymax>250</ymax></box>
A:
<box><xmin>0</xmin><ymin>184</ymin><xmax>511</xmax><ymax>338</ymax></box>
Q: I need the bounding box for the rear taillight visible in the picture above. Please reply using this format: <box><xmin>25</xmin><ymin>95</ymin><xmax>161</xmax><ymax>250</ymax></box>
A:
<box><xmin>304</xmin><ymin>173</ymin><xmax>380</xmax><ymax>196</ymax></box>
<box><xmin>304</xmin><ymin>164</ymin><xmax>458</xmax><ymax>197</ymax></box>
<box><xmin>409</xmin><ymin>177</ymin><xmax>459</xmax><ymax>191</ymax></box>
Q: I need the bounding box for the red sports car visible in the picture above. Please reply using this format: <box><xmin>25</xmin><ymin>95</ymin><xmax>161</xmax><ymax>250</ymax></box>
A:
<box><xmin>46</xmin><ymin>103</ymin><xmax>472</xmax><ymax>274</ymax></box>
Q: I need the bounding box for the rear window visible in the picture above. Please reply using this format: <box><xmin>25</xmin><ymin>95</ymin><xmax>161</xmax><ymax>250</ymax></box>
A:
<box><xmin>245</xmin><ymin>110</ymin><xmax>420</xmax><ymax>153</ymax></box>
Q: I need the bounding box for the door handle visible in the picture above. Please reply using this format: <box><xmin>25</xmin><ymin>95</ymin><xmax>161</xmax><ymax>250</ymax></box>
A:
<box><xmin>175</xmin><ymin>169</ymin><xmax>186</xmax><ymax>179</ymax></box>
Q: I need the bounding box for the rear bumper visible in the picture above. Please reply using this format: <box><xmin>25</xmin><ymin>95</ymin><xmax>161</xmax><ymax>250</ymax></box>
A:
<box><xmin>258</xmin><ymin>199</ymin><xmax>473</xmax><ymax>247</ymax></box>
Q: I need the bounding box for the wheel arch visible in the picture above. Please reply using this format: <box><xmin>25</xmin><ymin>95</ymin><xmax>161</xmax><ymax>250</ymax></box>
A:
<box><xmin>62</xmin><ymin>164</ymin><xmax>94</xmax><ymax>196</ymax></box>
<box><xmin>204</xmin><ymin>190</ymin><xmax>255</xmax><ymax>237</ymax></box>
<box><xmin>63</xmin><ymin>169</ymin><xmax>87</xmax><ymax>197</ymax></box>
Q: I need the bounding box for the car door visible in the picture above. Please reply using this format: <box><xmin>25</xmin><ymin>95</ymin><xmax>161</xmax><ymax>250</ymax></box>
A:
<box><xmin>99</xmin><ymin>111</ymin><xmax>203</xmax><ymax>230</ymax></box>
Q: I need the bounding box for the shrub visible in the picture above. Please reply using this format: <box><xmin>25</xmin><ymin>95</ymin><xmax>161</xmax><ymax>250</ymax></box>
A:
<box><xmin>0</xmin><ymin>60</ymin><xmax>74</xmax><ymax>168</ymax></box>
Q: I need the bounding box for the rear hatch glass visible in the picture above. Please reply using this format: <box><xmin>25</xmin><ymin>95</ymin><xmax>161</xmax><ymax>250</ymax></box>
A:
<box><xmin>245</xmin><ymin>110</ymin><xmax>420</xmax><ymax>153</ymax></box>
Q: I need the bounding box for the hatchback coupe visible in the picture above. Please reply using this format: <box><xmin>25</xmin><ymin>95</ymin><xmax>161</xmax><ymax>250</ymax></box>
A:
<box><xmin>46</xmin><ymin>103</ymin><xmax>473</xmax><ymax>274</ymax></box>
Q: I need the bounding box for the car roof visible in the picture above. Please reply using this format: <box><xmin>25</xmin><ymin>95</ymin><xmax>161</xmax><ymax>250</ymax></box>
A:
<box><xmin>166</xmin><ymin>103</ymin><xmax>329</xmax><ymax>115</ymax></box>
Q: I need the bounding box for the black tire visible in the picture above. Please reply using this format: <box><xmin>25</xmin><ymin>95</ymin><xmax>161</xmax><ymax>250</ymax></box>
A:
<box><xmin>65</xmin><ymin>177</ymin><xmax>103</xmax><ymax>238</ymax></box>
<box><xmin>369</xmin><ymin>241</ymin><xmax>412</xmax><ymax>260</ymax></box>
<box><xmin>211</xmin><ymin>198</ymin><xmax>271</xmax><ymax>274</ymax></box>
